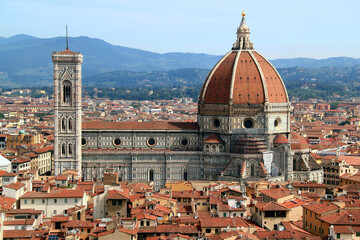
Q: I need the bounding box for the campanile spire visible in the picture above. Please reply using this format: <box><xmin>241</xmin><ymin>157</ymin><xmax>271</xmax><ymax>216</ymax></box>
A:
<box><xmin>233</xmin><ymin>10</ymin><xmax>254</xmax><ymax>50</ymax></box>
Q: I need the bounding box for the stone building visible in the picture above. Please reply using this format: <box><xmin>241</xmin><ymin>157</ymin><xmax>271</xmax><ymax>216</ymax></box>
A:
<box><xmin>53</xmin><ymin>12</ymin><xmax>323</xmax><ymax>190</ymax></box>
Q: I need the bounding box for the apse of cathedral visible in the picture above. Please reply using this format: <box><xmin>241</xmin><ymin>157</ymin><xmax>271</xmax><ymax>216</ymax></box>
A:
<box><xmin>53</xmin><ymin>12</ymin><xmax>323</xmax><ymax>190</ymax></box>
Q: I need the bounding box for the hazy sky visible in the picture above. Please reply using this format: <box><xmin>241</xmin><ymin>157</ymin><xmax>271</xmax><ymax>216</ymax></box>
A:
<box><xmin>1</xmin><ymin>0</ymin><xmax>359</xmax><ymax>59</ymax></box>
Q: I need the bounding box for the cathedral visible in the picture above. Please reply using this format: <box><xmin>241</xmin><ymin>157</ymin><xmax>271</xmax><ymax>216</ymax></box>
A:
<box><xmin>52</xmin><ymin>12</ymin><xmax>323</xmax><ymax>190</ymax></box>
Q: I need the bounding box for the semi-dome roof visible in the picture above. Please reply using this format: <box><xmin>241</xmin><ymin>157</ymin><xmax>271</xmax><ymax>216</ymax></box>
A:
<box><xmin>198</xmin><ymin>12</ymin><xmax>288</xmax><ymax>114</ymax></box>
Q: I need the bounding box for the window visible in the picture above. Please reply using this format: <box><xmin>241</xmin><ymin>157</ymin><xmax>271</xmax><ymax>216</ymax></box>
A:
<box><xmin>64</xmin><ymin>199</ymin><xmax>68</xmax><ymax>203</ymax></box>
<box><xmin>87</xmin><ymin>229</ymin><xmax>90</xmax><ymax>233</ymax></box>
<box><xmin>61</xmin><ymin>118</ymin><xmax>66</xmax><ymax>131</ymax></box>
<box><xmin>54</xmin><ymin>199</ymin><xmax>57</xmax><ymax>203</ymax></box>
<box><xmin>337</xmin><ymin>233</ymin><xmax>340</xmax><ymax>239</ymax></box>
<box><xmin>146</xmin><ymin>221</ymin><xmax>150</xmax><ymax>226</ymax></box>
<box><xmin>149</xmin><ymin>169</ymin><xmax>154</xmax><ymax>182</ymax></box>
<box><xmin>140</xmin><ymin>221</ymin><xmax>144</xmax><ymax>226</ymax></box>
<box><xmin>31</xmin><ymin>199</ymin><xmax>34</xmax><ymax>204</ymax></box>
<box><xmin>24</xmin><ymin>199</ymin><xmax>27</xmax><ymax>204</ymax></box>
<box><xmin>223</xmin><ymin>213</ymin><xmax>226</xmax><ymax>217</ymax></box>
<box><xmin>61</xmin><ymin>144</ymin><xmax>66</xmax><ymax>156</ymax></box>
<box><xmin>251</xmin><ymin>163</ymin><xmax>255</xmax><ymax>177</ymax></box>
<box><xmin>68</xmin><ymin>143</ymin><xmax>73</xmax><ymax>156</ymax></box>
<box><xmin>68</xmin><ymin>118</ymin><xmax>72</xmax><ymax>131</ymax></box>
<box><xmin>75</xmin><ymin>198</ymin><xmax>78</xmax><ymax>203</ymax></box>
<box><xmin>54</xmin><ymin>210</ymin><xmax>57</xmax><ymax>214</ymax></box>
<box><xmin>63</xmin><ymin>81</ymin><xmax>72</xmax><ymax>103</ymax></box>
<box><xmin>356</xmin><ymin>232</ymin><xmax>360</xmax><ymax>237</ymax></box>
<box><xmin>206</xmin><ymin>229</ymin><xmax>211</xmax><ymax>233</ymax></box>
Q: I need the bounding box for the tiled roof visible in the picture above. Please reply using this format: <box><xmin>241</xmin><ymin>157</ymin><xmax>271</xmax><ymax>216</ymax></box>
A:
<box><xmin>65</xmin><ymin>220</ymin><xmax>96</xmax><ymax>228</ymax></box>
<box><xmin>200</xmin><ymin>50</ymin><xmax>287</xmax><ymax>106</ymax></box>
<box><xmin>4</xmin><ymin>218</ymin><xmax>35</xmax><ymax>225</ymax></box>
<box><xmin>20</xmin><ymin>189</ymin><xmax>84</xmax><ymax>199</ymax></box>
<box><xmin>259</xmin><ymin>187</ymin><xmax>291</xmax><ymax>200</ymax></box>
<box><xmin>273</xmin><ymin>134</ymin><xmax>288</xmax><ymax>144</ymax></box>
<box><xmin>57</xmin><ymin>49</ymin><xmax>77</xmax><ymax>55</ymax></box>
<box><xmin>256</xmin><ymin>202</ymin><xmax>289</xmax><ymax>211</ymax></box>
<box><xmin>4</xmin><ymin>182</ymin><xmax>25</xmax><ymax>190</ymax></box>
<box><xmin>256</xmin><ymin>230</ymin><xmax>294</xmax><ymax>239</ymax></box>
<box><xmin>0</xmin><ymin>196</ymin><xmax>16</xmax><ymax>210</ymax></box>
<box><xmin>82</xmin><ymin>121</ymin><xmax>198</xmax><ymax>131</ymax></box>
<box><xmin>290</xmin><ymin>131</ymin><xmax>309</xmax><ymax>150</ymax></box>
<box><xmin>204</xmin><ymin>134</ymin><xmax>224</xmax><ymax>144</ymax></box>
<box><xmin>107</xmin><ymin>189</ymin><xmax>130</xmax><ymax>200</ymax></box>
<box><xmin>302</xmin><ymin>202</ymin><xmax>339</xmax><ymax>215</ymax></box>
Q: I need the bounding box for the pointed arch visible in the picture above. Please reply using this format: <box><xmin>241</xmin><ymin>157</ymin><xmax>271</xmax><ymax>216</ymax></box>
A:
<box><xmin>148</xmin><ymin>169</ymin><xmax>154</xmax><ymax>182</ymax></box>
<box><xmin>68</xmin><ymin>118</ymin><xmax>73</xmax><ymax>131</ymax></box>
<box><xmin>61</xmin><ymin>143</ymin><xmax>66</xmax><ymax>156</ymax></box>
<box><xmin>61</xmin><ymin>118</ymin><xmax>66</xmax><ymax>131</ymax></box>
<box><xmin>63</xmin><ymin>80</ymin><xmax>72</xmax><ymax>104</ymax></box>
<box><xmin>68</xmin><ymin>143</ymin><xmax>73</xmax><ymax>156</ymax></box>
<box><xmin>251</xmin><ymin>163</ymin><xmax>255</xmax><ymax>177</ymax></box>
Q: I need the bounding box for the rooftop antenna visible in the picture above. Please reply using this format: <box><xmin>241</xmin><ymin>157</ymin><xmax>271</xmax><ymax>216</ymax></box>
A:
<box><xmin>66</xmin><ymin>25</ymin><xmax>69</xmax><ymax>50</ymax></box>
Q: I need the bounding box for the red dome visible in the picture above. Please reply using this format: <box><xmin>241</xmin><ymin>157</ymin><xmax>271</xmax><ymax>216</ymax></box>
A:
<box><xmin>199</xmin><ymin>50</ymin><xmax>288</xmax><ymax>106</ymax></box>
<box><xmin>290</xmin><ymin>131</ymin><xmax>309</xmax><ymax>150</ymax></box>
<box><xmin>273</xmin><ymin>134</ymin><xmax>289</xmax><ymax>144</ymax></box>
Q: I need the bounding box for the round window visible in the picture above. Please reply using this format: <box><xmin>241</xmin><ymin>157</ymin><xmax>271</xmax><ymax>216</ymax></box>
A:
<box><xmin>147</xmin><ymin>138</ymin><xmax>156</xmax><ymax>147</ymax></box>
<box><xmin>113</xmin><ymin>138</ymin><xmax>122</xmax><ymax>147</ymax></box>
<box><xmin>180</xmin><ymin>138</ymin><xmax>189</xmax><ymax>147</ymax></box>
<box><xmin>212</xmin><ymin>118</ymin><xmax>221</xmax><ymax>129</ymax></box>
<box><xmin>243</xmin><ymin>119</ymin><xmax>254</xmax><ymax>128</ymax></box>
<box><xmin>274</xmin><ymin>118</ymin><xmax>281</xmax><ymax>130</ymax></box>
<box><xmin>81</xmin><ymin>138</ymin><xmax>87</xmax><ymax>146</ymax></box>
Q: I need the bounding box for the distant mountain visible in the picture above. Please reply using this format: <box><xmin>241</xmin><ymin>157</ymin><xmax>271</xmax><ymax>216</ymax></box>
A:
<box><xmin>0</xmin><ymin>34</ymin><xmax>359</xmax><ymax>87</ymax></box>
<box><xmin>0</xmin><ymin>34</ymin><xmax>221</xmax><ymax>87</ymax></box>
<box><xmin>271</xmin><ymin>57</ymin><xmax>360</xmax><ymax>68</ymax></box>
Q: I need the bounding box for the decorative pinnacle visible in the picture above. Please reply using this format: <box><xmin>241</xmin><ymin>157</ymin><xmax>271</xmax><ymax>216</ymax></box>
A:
<box><xmin>242</xmin><ymin>10</ymin><xmax>246</xmax><ymax>17</ymax></box>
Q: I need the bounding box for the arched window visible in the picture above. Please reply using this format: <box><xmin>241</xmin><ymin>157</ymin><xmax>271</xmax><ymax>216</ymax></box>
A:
<box><xmin>149</xmin><ymin>169</ymin><xmax>154</xmax><ymax>182</ymax></box>
<box><xmin>184</xmin><ymin>171</ymin><xmax>188</xmax><ymax>181</ymax></box>
<box><xmin>68</xmin><ymin>143</ymin><xmax>73</xmax><ymax>156</ymax></box>
<box><xmin>61</xmin><ymin>144</ymin><xmax>66</xmax><ymax>156</ymax></box>
<box><xmin>237</xmin><ymin>164</ymin><xmax>242</xmax><ymax>176</ymax></box>
<box><xmin>251</xmin><ymin>163</ymin><xmax>255</xmax><ymax>177</ymax></box>
<box><xmin>68</xmin><ymin>118</ymin><xmax>72</xmax><ymax>131</ymax></box>
<box><xmin>63</xmin><ymin>81</ymin><xmax>72</xmax><ymax>103</ymax></box>
<box><xmin>212</xmin><ymin>145</ymin><xmax>217</xmax><ymax>152</ymax></box>
<box><xmin>61</xmin><ymin>118</ymin><xmax>66</xmax><ymax>131</ymax></box>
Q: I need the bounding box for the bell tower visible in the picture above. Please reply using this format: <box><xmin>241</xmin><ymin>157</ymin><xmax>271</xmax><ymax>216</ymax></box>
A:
<box><xmin>52</xmin><ymin>34</ymin><xmax>83</xmax><ymax>177</ymax></box>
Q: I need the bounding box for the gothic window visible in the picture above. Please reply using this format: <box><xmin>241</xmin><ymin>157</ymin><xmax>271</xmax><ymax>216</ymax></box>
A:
<box><xmin>184</xmin><ymin>170</ymin><xmax>188</xmax><ymax>181</ymax></box>
<box><xmin>61</xmin><ymin>144</ymin><xmax>66</xmax><ymax>156</ymax></box>
<box><xmin>68</xmin><ymin>143</ymin><xmax>73</xmax><ymax>156</ymax></box>
<box><xmin>251</xmin><ymin>163</ymin><xmax>255</xmax><ymax>177</ymax></box>
<box><xmin>237</xmin><ymin>164</ymin><xmax>242</xmax><ymax>176</ymax></box>
<box><xmin>61</xmin><ymin>118</ymin><xmax>66</xmax><ymax>131</ymax></box>
<box><xmin>149</xmin><ymin>169</ymin><xmax>154</xmax><ymax>182</ymax></box>
<box><xmin>63</xmin><ymin>81</ymin><xmax>72</xmax><ymax>104</ymax></box>
<box><xmin>68</xmin><ymin>118</ymin><xmax>73</xmax><ymax>131</ymax></box>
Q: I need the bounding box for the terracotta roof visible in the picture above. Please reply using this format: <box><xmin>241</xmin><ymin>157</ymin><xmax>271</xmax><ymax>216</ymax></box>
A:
<box><xmin>256</xmin><ymin>230</ymin><xmax>294</xmax><ymax>239</ymax></box>
<box><xmin>256</xmin><ymin>202</ymin><xmax>289</xmax><ymax>211</ymax></box>
<box><xmin>51</xmin><ymin>215</ymin><xmax>70</xmax><ymax>222</ymax></box>
<box><xmin>20</xmin><ymin>189</ymin><xmax>84</xmax><ymax>199</ymax></box>
<box><xmin>4</xmin><ymin>182</ymin><xmax>25</xmax><ymax>190</ymax></box>
<box><xmin>302</xmin><ymin>202</ymin><xmax>339</xmax><ymax>215</ymax></box>
<box><xmin>82</xmin><ymin>121</ymin><xmax>198</xmax><ymax>131</ymax></box>
<box><xmin>199</xmin><ymin>50</ymin><xmax>288</xmax><ymax>106</ymax></box>
<box><xmin>107</xmin><ymin>189</ymin><xmax>130</xmax><ymax>200</ymax></box>
<box><xmin>57</xmin><ymin>49</ymin><xmax>77</xmax><ymax>55</ymax></box>
<box><xmin>6</xmin><ymin>209</ymin><xmax>42</xmax><ymax>215</ymax></box>
<box><xmin>0</xmin><ymin>196</ymin><xmax>16</xmax><ymax>210</ymax></box>
<box><xmin>273</xmin><ymin>134</ymin><xmax>288</xmax><ymax>144</ymax></box>
<box><xmin>290</xmin><ymin>131</ymin><xmax>309</xmax><ymax>150</ymax></box>
<box><xmin>204</xmin><ymin>134</ymin><xmax>224</xmax><ymax>144</ymax></box>
<box><xmin>259</xmin><ymin>187</ymin><xmax>291</xmax><ymax>200</ymax></box>
<box><xmin>65</xmin><ymin>220</ymin><xmax>96</xmax><ymax>228</ymax></box>
<box><xmin>4</xmin><ymin>218</ymin><xmax>35</xmax><ymax>225</ymax></box>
